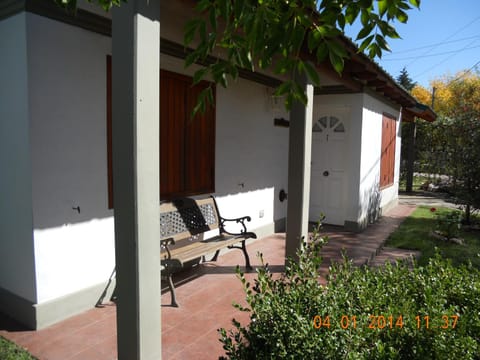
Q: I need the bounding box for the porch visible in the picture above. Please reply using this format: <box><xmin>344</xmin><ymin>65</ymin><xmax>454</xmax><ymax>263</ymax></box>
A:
<box><xmin>0</xmin><ymin>204</ymin><xmax>416</xmax><ymax>360</ymax></box>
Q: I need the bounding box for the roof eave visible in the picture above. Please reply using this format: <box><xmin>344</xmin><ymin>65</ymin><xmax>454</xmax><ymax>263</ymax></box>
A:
<box><xmin>403</xmin><ymin>103</ymin><xmax>437</xmax><ymax>122</ymax></box>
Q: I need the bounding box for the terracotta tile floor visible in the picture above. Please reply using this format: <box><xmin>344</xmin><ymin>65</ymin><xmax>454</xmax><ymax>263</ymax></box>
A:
<box><xmin>0</xmin><ymin>204</ymin><xmax>416</xmax><ymax>360</ymax></box>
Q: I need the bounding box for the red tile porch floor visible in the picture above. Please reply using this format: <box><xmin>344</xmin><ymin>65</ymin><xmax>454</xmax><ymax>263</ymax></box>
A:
<box><xmin>0</xmin><ymin>204</ymin><xmax>416</xmax><ymax>360</ymax></box>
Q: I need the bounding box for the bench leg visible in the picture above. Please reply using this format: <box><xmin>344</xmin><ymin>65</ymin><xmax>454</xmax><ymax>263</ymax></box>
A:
<box><xmin>208</xmin><ymin>250</ymin><xmax>221</xmax><ymax>262</ymax></box>
<box><xmin>206</xmin><ymin>242</ymin><xmax>252</xmax><ymax>270</ymax></box>
<box><xmin>166</xmin><ymin>272</ymin><xmax>178</xmax><ymax>307</ymax></box>
<box><xmin>241</xmin><ymin>240</ymin><xmax>252</xmax><ymax>270</ymax></box>
<box><xmin>227</xmin><ymin>241</ymin><xmax>252</xmax><ymax>270</ymax></box>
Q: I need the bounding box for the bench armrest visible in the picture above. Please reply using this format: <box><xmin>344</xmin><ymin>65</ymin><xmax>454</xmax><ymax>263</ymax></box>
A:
<box><xmin>219</xmin><ymin>215</ymin><xmax>257</xmax><ymax>238</ymax></box>
<box><xmin>210</xmin><ymin>195</ymin><xmax>257</xmax><ymax>239</ymax></box>
<box><xmin>160</xmin><ymin>237</ymin><xmax>175</xmax><ymax>259</ymax></box>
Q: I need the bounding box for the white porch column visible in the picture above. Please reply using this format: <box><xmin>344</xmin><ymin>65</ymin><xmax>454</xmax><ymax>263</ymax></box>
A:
<box><xmin>112</xmin><ymin>1</ymin><xmax>161</xmax><ymax>359</ymax></box>
<box><xmin>286</xmin><ymin>75</ymin><xmax>314</xmax><ymax>262</ymax></box>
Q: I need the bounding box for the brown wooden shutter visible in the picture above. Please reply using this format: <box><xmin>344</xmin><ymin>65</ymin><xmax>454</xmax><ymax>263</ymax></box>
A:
<box><xmin>389</xmin><ymin>115</ymin><xmax>396</xmax><ymax>185</ymax></box>
<box><xmin>380</xmin><ymin>114</ymin><xmax>396</xmax><ymax>188</ymax></box>
<box><xmin>160</xmin><ymin>70</ymin><xmax>215</xmax><ymax>200</ymax></box>
<box><xmin>160</xmin><ymin>70</ymin><xmax>187</xmax><ymax>197</ymax></box>
<box><xmin>185</xmin><ymin>81</ymin><xmax>215</xmax><ymax>194</ymax></box>
<box><xmin>108</xmin><ymin>67</ymin><xmax>215</xmax><ymax>204</ymax></box>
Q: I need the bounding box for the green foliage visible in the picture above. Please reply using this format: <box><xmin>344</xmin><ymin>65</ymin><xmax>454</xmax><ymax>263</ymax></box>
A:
<box><xmin>410</xmin><ymin>73</ymin><xmax>480</xmax><ymax>222</ymax></box>
<box><xmin>219</xmin><ymin>238</ymin><xmax>480</xmax><ymax>359</ymax></box>
<box><xmin>416</xmin><ymin>112</ymin><xmax>480</xmax><ymax>222</ymax></box>
<box><xmin>396</xmin><ymin>67</ymin><xmax>416</xmax><ymax>91</ymax></box>
<box><xmin>431</xmin><ymin>208</ymin><xmax>462</xmax><ymax>240</ymax></box>
<box><xmin>443</xmin><ymin>112</ymin><xmax>480</xmax><ymax>222</ymax></box>
<box><xmin>386</xmin><ymin>206</ymin><xmax>480</xmax><ymax>268</ymax></box>
<box><xmin>0</xmin><ymin>336</ymin><xmax>37</xmax><ymax>360</ymax></box>
<box><xmin>53</xmin><ymin>0</ymin><xmax>124</xmax><ymax>12</ymax></box>
<box><xmin>399</xmin><ymin>173</ymin><xmax>428</xmax><ymax>192</ymax></box>
<box><xmin>54</xmin><ymin>0</ymin><xmax>420</xmax><ymax>113</ymax></box>
<box><xmin>184</xmin><ymin>0</ymin><xmax>420</xmax><ymax>113</ymax></box>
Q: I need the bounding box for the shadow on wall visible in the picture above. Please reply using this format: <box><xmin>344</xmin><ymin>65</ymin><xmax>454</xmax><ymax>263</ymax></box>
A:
<box><xmin>34</xmin><ymin>163</ymin><xmax>287</xmax><ymax>229</ymax></box>
<box><xmin>32</xmin><ymin>191</ymin><xmax>113</xmax><ymax>230</ymax></box>
<box><xmin>365</xmin><ymin>185</ymin><xmax>382</xmax><ymax>224</ymax></box>
<box><xmin>213</xmin><ymin>155</ymin><xmax>288</xmax><ymax>225</ymax></box>
<box><xmin>213</xmin><ymin>186</ymin><xmax>287</xmax><ymax>233</ymax></box>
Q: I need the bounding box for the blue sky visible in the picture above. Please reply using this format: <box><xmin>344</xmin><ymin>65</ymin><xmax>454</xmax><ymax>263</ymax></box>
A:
<box><xmin>345</xmin><ymin>0</ymin><xmax>480</xmax><ymax>89</ymax></box>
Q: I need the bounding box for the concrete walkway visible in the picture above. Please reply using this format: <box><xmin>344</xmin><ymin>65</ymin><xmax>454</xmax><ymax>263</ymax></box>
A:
<box><xmin>0</xmin><ymin>202</ymin><xmax>420</xmax><ymax>360</ymax></box>
<box><xmin>398</xmin><ymin>190</ymin><xmax>459</xmax><ymax>209</ymax></box>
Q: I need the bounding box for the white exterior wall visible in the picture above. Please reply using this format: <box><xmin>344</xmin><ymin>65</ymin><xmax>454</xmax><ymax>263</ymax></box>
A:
<box><xmin>161</xmin><ymin>55</ymin><xmax>290</xmax><ymax>237</ymax></box>
<box><xmin>25</xmin><ymin>16</ymin><xmax>288</xmax><ymax>304</ymax></box>
<box><xmin>358</xmin><ymin>92</ymin><xmax>401</xmax><ymax>226</ymax></box>
<box><xmin>0</xmin><ymin>13</ymin><xmax>37</xmax><ymax>302</ymax></box>
<box><xmin>311</xmin><ymin>92</ymin><xmax>401</xmax><ymax>229</ymax></box>
<box><xmin>160</xmin><ymin>0</ymin><xmax>291</xmax><ymax>234</ymax></box>
<box><xmin>27</xmin><ymin>13</ymin><xmax>114</xmax><ymax>303</ymax></box>
<box><xmin>215</xmin><ymin>75</ymin><xmax>290</xmax><ymax>234</ymax></box>
<box><xmin>2</xmin><ymin>4</ymin><xmax>404</xmax><ymax>321</ymax></box>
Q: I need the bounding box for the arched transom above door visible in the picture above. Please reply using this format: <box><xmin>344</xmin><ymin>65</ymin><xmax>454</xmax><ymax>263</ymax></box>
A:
<box><xmin>312</xmin><ymin>116</ymin><xmax>345</xmax><ymax>133</ymax></box>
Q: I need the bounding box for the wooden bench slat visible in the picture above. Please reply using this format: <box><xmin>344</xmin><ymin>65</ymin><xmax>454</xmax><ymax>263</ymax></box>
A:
<box><xmin>162</xmin><ymin>235</ymin><xmax>247</xmax><ymax>264</ymax></box>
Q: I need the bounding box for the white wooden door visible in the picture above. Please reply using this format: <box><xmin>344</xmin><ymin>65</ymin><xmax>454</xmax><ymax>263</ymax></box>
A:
<box><xmin>309</xmin><ymin>114</ymin><xmax>347</xmax><ymax>225</ymax></box>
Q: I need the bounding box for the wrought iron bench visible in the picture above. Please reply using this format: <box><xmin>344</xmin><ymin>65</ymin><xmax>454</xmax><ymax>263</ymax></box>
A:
<box><xmin>160</xmin><ymin>196</ymin><xmax>256</xmax><ymax>307</ymax></box>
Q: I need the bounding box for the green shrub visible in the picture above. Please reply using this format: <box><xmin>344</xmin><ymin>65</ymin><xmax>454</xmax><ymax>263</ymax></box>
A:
<box><xmin>219</xmin><ymin>238</ymin><xmax>480</xmax><ymax>359</ymax></box>
<box><xmin>0</xmin><ymin>336</ymin><xmax>36</xmax><ymax>360</ymax></box>
<box><xmin>431</xmin><ymin>208</ymin><xmax>462</xmax><ymax>240</ymax></box>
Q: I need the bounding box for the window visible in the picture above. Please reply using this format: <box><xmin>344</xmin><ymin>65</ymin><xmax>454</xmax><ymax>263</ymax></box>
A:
<box><xmin>380</xmin><ymin>113</ymin><xmax>396</xmax><ymax>188</ymax></box>
<box><xmin>312</xmin><ymin>116</ymin><xmax>345</xmax><ymax>133</ymax></box>
<box><xmin>106</xmin><ymin>64</ymin><xmax>216</xmax><ymax>207</ymax></box>
<box><xmin>159</xmin><ymin>70</ymin><xmax>216</xmax><ymax>200</ymax></box>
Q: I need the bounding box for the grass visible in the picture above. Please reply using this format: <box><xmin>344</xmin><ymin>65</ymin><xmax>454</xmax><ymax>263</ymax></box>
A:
<box><xmin>399</xmin><ymin>174</ymin><xmax>429</xmax><ymax>192</ymax></box>
<box><xmin>0</xmin><ymin>336</ymin><xmax>37</xmax><ymax>360</ymax></box>
<box><xmin>385</xmin><ymin>206</ymin><xmax>480</xmax><ymax>267</ymax></box>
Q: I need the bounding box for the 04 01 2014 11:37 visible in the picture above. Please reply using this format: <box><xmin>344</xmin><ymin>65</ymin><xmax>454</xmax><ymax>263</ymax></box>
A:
<box><xmin>312</xmin><ymin>314</ymin><xmax>459</xmax><ymax>330</ymax></box>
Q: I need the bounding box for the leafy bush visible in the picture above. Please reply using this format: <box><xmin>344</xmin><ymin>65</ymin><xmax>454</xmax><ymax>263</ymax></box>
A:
<box><xmin>219</xmin><ymin>238</ymin><xmax>480</xmax><ymax>359</ymax></box>
<box><xmin>0</xmin><ymin>336</ymin><xmax>37</xmax><ymax>360</ymax></box>
<box><xmin>431</xmin><ymin>208</ymin><xmax>463</xmax><ymax>240</ymax></box>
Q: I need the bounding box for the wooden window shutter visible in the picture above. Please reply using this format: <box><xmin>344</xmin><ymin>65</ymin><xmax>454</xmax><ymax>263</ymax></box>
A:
<box><xmin>160</xmin><ymin>71</ymin><xmax>187</xmax><ymax>197</ymax></box>
<box><xmin>107</xmin><ymin>67</ymin><xmax>216</xmax><ymax>205</ymax></box>
<box><xmin>160</xmin><ymin>70</ymin><xmax>215</xmax><ymax>200</ymax></box>
<box><xmin>389</xmin><ymin>115</ymin><xmax>396</xmax><ymax>185</ymax></box>
<box><xmin>380</xmin><ymin>114</ymin><xmax>396</xmax><ymax>188</ymax></box>
<box><xmin>185</xmin><ymin>81</ymin><xmax>216</xmax><ymax>194</ymax></box>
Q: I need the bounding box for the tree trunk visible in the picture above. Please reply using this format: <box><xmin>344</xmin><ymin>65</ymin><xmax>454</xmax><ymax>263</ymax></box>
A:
<box><xmin>405</xmin><ymin>122</ymin><xmax>416</xmax><ymax>193</ymax></box>
<box><xmin>465</xmin><ymin>204</ymin><xmax>471</xmax><ymax>224</ymax></box>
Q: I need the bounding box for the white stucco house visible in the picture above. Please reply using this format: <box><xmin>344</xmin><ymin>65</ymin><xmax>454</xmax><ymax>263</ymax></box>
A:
<box><xmin>0</xmin><ymin>0</ymin><xmax>434</xmax><ymax>331</ymax></box>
